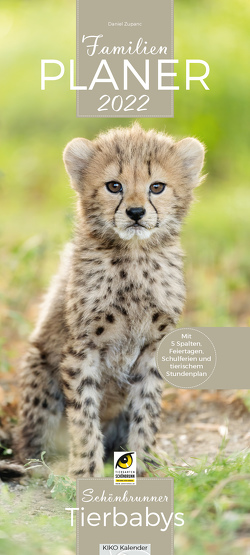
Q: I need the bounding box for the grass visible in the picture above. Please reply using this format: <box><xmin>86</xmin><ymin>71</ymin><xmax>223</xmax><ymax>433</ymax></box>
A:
<box><xmin>0</xmin><ymin>485</ymin><xmax>76</xmax><ymax>555</ymax></box>
<box><xmin>1</xmin><ymin>445</ymin><xmax>250</xmax><ymax>555</ymax></box>
<box><xmin>1</xmin><ymin>1</ymin><xmax>250</xmax><ymax>554</ymax></box>
<box><xmin>168</xmin><ymin>448</ymin><xmax>250</xmax><ymax>554</ymax></box>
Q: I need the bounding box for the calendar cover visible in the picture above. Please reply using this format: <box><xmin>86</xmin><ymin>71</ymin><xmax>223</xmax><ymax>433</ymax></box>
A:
<box><xmin>0</xmin><ymin>1</ymin><xmax>250</xmax><ymax>554</ymax></box>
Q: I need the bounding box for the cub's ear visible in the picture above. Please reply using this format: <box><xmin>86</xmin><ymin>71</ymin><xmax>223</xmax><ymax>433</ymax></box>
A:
<box><xmin>175</xmin><ymin>137</ymin><xmax>205</xmax><ymax>187</ymax></box>
<box><xmin>63</xmin><ymin>138</ymin><xmax>95</xmax><ymax>191</ymax></box>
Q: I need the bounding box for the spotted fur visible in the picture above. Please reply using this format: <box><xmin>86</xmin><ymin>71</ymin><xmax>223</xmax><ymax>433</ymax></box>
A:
<box><xmin>16</xmin><ymin>123</ymin><xmax>205</xmax><ymax>477</ymax></box>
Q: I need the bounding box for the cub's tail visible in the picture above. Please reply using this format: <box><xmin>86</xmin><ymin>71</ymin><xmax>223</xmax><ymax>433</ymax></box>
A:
<box><xmin>0</xmin><ymin>426</ymin><xmax>25</xmax><ymax>481</ymax></box>
<box><xmin>0</xmin><ymin>461</ymin><xmax>26</xmax><ymax>481</ymax></box>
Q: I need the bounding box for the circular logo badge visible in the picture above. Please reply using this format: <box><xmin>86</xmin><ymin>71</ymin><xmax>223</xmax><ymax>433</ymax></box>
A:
<box><xmin>156</xmin><ymin>328</ymin><xmax>217</xmax><ymax>388</ymax></box>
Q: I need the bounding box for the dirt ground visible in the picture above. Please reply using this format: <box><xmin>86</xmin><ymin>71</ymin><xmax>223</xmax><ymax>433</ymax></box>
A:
<box><xmin>0</xmin><ymin>477</ymin><xmax>66</xmax><ymax>516</ymax></box>
<box><xmin>0</xmin><ymin>383</ymin><xmax>249</xmax><ymax>518</ymax></box>
<box><xmin>159</xmin><ymin>388</ymin><xmax>250</xmax><ymax>464</ymax></box>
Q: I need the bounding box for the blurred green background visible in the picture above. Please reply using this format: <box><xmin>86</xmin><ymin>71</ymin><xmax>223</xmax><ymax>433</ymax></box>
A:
<box><xmin>0</xmin><ymin>0</ymin><xmax>250</xmax><ymax>364</ymax></box>
<box><xmin>1</xmin><ymin>3</ymin><xmax>250</xmax><ymax>554</ymax></box>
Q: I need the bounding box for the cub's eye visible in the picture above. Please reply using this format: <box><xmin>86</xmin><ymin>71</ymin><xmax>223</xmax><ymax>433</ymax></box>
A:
<box><xmin>106</xmin><ymin>181</ymin><xmax>123</xmax><ymax>194</ymax></box>
<box><xmin>116</xmin><ymin>452</ymin><xmax>134</xmax><ymax>469</ymax></box>
<box><xmin>149</xmin><ymin>182</ymin><xmax>166</xmax><ymax>195</ymax></box>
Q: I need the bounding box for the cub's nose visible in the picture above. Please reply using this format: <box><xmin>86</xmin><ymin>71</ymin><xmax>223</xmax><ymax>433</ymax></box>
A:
<box><xmin>126</xmin><ymin>207</ymin><xmax>146</xmax><ymax>221</ymax></box>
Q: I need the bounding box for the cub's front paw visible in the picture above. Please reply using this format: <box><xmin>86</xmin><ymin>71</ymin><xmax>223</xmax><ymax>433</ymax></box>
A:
<box><xmin>69</xmin><ymin>460</ymin><xmax>104</xmax><ymax>479</ymax></box>
<box><xmin>136</xmin><ymin>451</ymin><xmax>162</xmax><ymax>477</ymax></box>
<box><xmin>136</xmin><ymin>461</ymin><xmax>148</xmax><ymax>477</ymax></box>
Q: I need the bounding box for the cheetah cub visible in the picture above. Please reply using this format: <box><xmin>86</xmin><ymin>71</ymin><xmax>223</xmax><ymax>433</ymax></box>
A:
<box><xmin>17</xmin><ymin>123</ymin><xmax>205</xmax><ymax>478</ymax></box>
